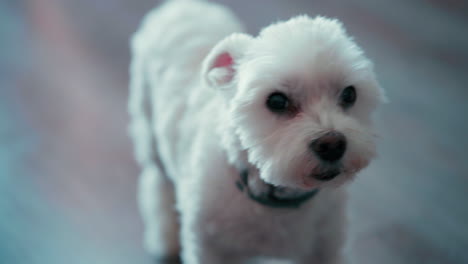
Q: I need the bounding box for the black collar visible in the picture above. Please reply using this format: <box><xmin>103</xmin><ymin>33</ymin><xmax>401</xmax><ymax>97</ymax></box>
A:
<box><xmin>235</xmin><ymin>169</ymin><xmax>319</xmax><ymax>209</ymax></box>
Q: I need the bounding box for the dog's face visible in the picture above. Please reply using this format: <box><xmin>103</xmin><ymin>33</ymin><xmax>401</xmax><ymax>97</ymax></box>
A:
<box><xmin>203</xmin><ymin>16</ymin><xmax>385</xmax><ymax>190</ymax></box>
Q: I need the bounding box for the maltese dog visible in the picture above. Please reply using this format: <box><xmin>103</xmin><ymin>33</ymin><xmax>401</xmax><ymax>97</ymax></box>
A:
<box><xmin>129</xmin><ymin>0</ymin><xmax>385</xmax><ymax>263</ymax></box>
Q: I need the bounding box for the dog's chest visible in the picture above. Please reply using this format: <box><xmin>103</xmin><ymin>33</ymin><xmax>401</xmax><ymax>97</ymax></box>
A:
<box><xmin>198</xmin><ymin>179</ymin><xmax>327</xmax><ymax>256</ymax></box>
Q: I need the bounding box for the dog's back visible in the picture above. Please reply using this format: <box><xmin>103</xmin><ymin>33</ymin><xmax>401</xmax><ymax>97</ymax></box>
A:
<box><xmin>131</xmin><ymin>0</ymin><xmax>243</xmax><ymax>82</ymax></box>
<box><xmin>129</xmin><ymin>0</ymin><xmax>244</xmax><ymax>169</ymax></box>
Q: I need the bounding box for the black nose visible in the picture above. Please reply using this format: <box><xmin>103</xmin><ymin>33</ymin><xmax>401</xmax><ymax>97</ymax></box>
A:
<box><xmin>310</xmin><ymin>131</ymin><xmax>347</xmax><ymax>162</ymax></box>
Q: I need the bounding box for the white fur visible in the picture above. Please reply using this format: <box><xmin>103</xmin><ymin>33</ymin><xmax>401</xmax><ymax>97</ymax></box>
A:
<box><xmin>129</xmin><ymin>0</ymin><xmax>385</xmax><ymax>263</ymax></box>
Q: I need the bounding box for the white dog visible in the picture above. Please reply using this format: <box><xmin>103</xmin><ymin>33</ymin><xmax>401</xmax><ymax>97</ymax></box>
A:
<box><xmin>129</xmin><ymin>0</ymin><xmax>385</xmax><ymax>263</ymax></box>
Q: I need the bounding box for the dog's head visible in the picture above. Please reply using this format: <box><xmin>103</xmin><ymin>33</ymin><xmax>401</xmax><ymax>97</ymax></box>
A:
<box><xmin>202</xmin><ymin>16</ymin><xmax>385</xmax><ymax>190</ymax></box>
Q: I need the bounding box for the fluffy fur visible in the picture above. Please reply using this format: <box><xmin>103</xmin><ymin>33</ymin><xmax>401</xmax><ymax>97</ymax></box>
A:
<box><xmin>129</xmin><ymin>0</ymin><xmax>385</xmax><ymax>263</ymax></box>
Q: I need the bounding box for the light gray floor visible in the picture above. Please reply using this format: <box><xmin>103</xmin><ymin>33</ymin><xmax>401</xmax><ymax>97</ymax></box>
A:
<box><xmin>1</xmin><ymin>0</ymin><xmax>467</xmax><ymax>263</ymax></box>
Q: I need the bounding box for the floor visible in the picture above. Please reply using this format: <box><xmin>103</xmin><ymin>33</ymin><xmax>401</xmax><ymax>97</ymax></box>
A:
<box><xmin>1</xmin><ymin>0</ymin><xmax>467</xmax><ymax>263</ymax></box>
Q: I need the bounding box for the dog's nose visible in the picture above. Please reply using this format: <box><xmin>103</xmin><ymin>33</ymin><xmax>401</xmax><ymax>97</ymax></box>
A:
<box><xmin>310</xmin><ymin>131</ymin><xmax>347</xmax><ymax>162</ymax></box>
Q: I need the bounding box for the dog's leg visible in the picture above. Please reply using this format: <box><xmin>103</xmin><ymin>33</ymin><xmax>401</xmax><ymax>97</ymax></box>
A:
<box><xmin>294</xmin><ymin>231</ymin><xmax>344</xmax><ymax>264</ymax></box>
<box><xmin>296</xmin><ymin>204</ymin><xmax>346</xmax><ymax>264</ymax></box>
<box><xmin>129</xmin><ymin>53</ymin><xmax>180</xmax><ymax>259</ymax></box>
<box><xmin>138</xmin><ymin>164</ymin><xmax>180</xmax><ymax>259</ymax></box>
<box><xmin>296</xmin><ymin>251</ymin><xmax>343</xmax><ymax>264</ymax></box>
<box><xmin>180</xmin><ymin>220</ymin><xmax>246</xmax><ymax>264</ymax></box>
<box><xmin>180</xmin><ymin>243</ymin><xmax>246</xmax><ymax>264</ymax></box>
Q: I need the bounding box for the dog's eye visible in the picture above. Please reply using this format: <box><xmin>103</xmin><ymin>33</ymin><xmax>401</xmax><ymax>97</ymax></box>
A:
<box><xmin>266</xmin><ymin>92</ymin><xmax>289</xmax><ymax>113</ymax></box>
<box><xmin>339</xmin><ymin>86</ymin><xmax>357</xmax><ymax>109</ymax></box>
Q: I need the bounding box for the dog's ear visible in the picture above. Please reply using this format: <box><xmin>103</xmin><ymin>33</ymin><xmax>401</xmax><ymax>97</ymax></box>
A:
<box><xmin>202</xmin><ymin>33</ymin><xmax>253</xmax><ymax>89</ymax></box>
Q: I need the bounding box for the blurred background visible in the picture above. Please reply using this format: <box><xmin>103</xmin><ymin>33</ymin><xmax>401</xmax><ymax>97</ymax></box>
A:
<box><xmin>1</xmin><ymin>0</ymin><xmax>467</xmax><ymax>263</ymax></box>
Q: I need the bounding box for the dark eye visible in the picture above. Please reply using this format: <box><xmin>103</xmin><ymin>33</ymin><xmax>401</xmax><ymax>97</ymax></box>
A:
<box><xmin>339</xmin><ymin>86</ymin><xmax>357</xmax><ymax>109</ymax></box>
<box><xmin>266</xmin><ymin>92</ymin><xmax>289</xmax><ymax>113</ymax></box>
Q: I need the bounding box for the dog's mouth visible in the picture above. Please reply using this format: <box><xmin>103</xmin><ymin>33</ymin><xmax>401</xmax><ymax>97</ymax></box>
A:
<box><xmin>300</xmin><ymin>165</ymin><xmax>343</xmax><ymax>188</ymax></box>
<box><xmin>236</xmin><ymin>169</ymin><xmax>321</xmax><ymax>208</ymax></box>
<box><xmin>310</xmin><ymin>168</ymin><xmax>341</xmax><ymax>182</ymax></box>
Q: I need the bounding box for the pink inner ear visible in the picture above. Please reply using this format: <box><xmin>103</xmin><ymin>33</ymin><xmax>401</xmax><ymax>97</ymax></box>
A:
<box><xmin>213</xmin><ymin>52</ymin><xmax>233</xmax><ymax>68</ymax></box>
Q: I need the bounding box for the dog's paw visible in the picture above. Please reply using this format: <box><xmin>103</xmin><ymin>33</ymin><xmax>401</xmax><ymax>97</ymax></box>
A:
<box><xmin>153</xmin><ymin>255</ymin><xmax>182</xmax><ymax>264</ymax></box>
